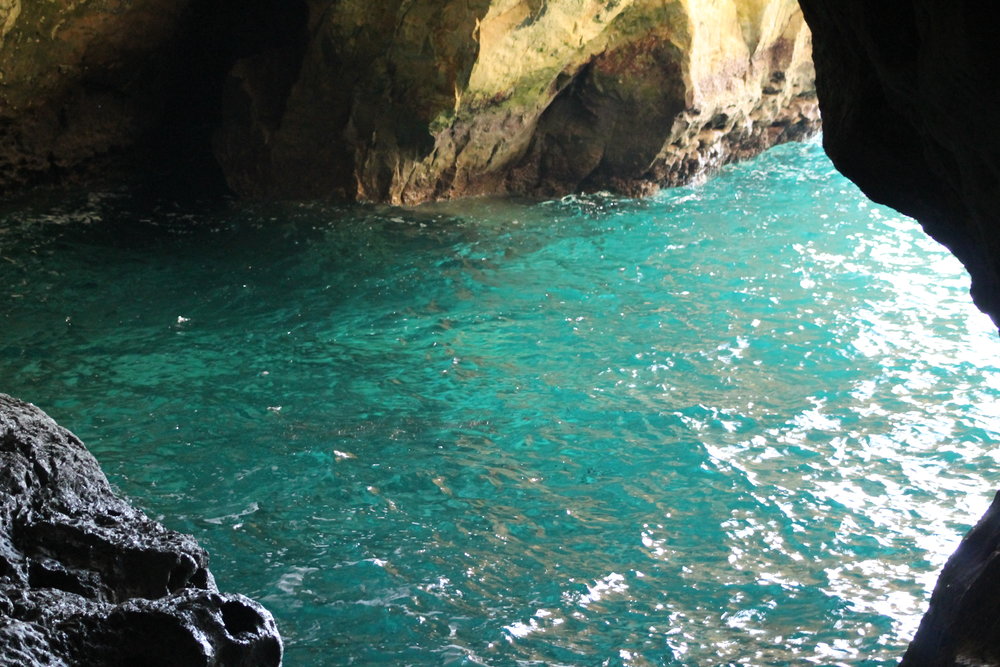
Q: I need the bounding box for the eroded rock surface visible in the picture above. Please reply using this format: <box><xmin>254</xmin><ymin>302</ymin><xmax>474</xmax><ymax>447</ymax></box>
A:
<box><xmin>0</xmin><ymin>0</ymin><xmax>306</xmax><ymax>196</ymax></box>
<box><xmin>218</xmin><ymin>0</ymin><xmax>819</xmax><ymax>202</ymax></box>
<box><xmin>0</xmin><ymin>0</ymin><xmax>817</xmax><ymax>203</ymax></box>
<box><xmin>0</xmin><ymin>0</ymin><xmax>192</xmax><ymax>190</ymax></box>
<box><xmin>0</xmin><ymin>393</ymin><xmax>282</xmax><ymax>666</ymax></box>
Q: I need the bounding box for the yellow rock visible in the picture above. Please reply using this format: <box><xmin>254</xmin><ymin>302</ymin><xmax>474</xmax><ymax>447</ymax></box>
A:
<box><xmin>0</xmin><ymin>0</ymin><xmax>818</xmax><ymax>202</ymax></box>
<box><xmin>219</xmin><ymin>0</ymin><xmax>818</xmax><ymax>203</ymax></box>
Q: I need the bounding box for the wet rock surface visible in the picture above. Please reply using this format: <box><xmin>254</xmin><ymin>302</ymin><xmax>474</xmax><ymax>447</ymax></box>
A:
<box><xmin>0</xmin><ymin>393</ymin><xmax>282</xmax><ymax>666</ymax></box>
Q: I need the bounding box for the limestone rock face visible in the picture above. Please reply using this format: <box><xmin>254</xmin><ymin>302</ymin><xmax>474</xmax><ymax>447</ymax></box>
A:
<box><xmin>0</xmin><ymin>0</ymin><xmax>817</xmax><ymax>202</ymax></box>
<box><xmin>797</xmin><ymin>2</ymin><xmax>1000</xmax><ymax>664</ymax></box>
<box><xmin>0</xmin><ymin>394</ymin><xmax>282</xmax><ymax>666</ymax></box>
<box><xmin>0</xmin><ymin>0</ymin><xmax>192</xmax><ymax>189</ymax></box>
<box><xmin>217</xmin><ymin>0</ymin><xmax>819</xmax><ymax>203</ymax></box>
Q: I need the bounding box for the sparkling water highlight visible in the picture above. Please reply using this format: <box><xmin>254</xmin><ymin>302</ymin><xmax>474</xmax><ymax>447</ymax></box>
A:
<box><xmin>2</xmin><ymin>138</ymin><xmax>999</xmax><ymax>665</ymax></box>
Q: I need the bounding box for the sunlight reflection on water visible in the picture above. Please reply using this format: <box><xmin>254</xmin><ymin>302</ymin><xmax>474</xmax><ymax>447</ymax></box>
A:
<box><xmin>1</xmin><ymin>138</ymin><xmax>999</xmax><ymax>665</ymax></box>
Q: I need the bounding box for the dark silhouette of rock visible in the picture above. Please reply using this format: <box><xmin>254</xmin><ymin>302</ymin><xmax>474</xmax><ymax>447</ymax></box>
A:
<box><xmin>901</xmin><ymin>491</ymin><xmax>1000</xmax><ymax>666</ymax></box>
<box><xmin>799</xmin><ymin>1</ymin><xmax>1000</xmax><ymax>329</ymax></box>
<box><xmin>799</xmin><ymin>2</ymin><xmax>1000</xmax><ymax>663</ymax></box>
<box><xmin>0</xmin><ymin>393</ymin><xmax>282</xmax><ymax>666</ymax></box>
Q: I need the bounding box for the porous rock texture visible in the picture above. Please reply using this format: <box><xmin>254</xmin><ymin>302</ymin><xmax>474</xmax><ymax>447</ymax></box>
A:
<box><xmin>0</xmin><ymin>394</ymin><xmax>282</xmax><ymax>666</ymax></box>
<box><xmin>798</xmin><ymin>2</ymin><xmax>1000</xmax><ymax>664</ymax></box>
<box><xmin>0</xmin><ymin>0</ymin><xmax>818</xmax><ymax>203</ymax></box>
<box><xmin>218</xmin><ymin>0</ymin><xmax>819</xmax><ymax>202</ymax></box>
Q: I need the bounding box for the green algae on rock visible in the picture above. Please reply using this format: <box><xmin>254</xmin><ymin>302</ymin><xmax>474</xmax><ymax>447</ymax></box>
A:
<box><xmin>218</xmin><ymin>0</ymin><xmax>819</xmax><ymax>203</ymax></box>
<box><xmin>0</xmin><ymin>0</ymin><xmax>817</xmax><ymax>202</ymax></box>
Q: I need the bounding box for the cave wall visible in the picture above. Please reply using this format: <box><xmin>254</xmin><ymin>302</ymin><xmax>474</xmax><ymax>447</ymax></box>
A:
<box><xmin>0</xmin><ymin>0</ymin><xmax>818</xmax><ymax>203</ymax></box>
<box><xmin>11</xmin><ymin>0</ymin><xmax>1000</xmax><ymax>663</ymax></box>
<box><xmin>798</xmin><ymin>1</ymin><xmax>1000</xmax><ymax>328</ymax></box>
<box><xmin>218</xmin><ymin>0</ymin><xmax>819</xmax><ymax>203</ymax></box>
<box><xmin>0</xmin><ymin>0</ymin><xmax>190</xmax><ymax>188</ymax></box>
<box><xmin>797</xmin><ymin>2</ymin><xmax>1000</xmax><ymax>664</ymax></box>
<box><xmin>0</xmin><ymin>0</ymin><xmax>308</xmax><ymax>196</ymax></box>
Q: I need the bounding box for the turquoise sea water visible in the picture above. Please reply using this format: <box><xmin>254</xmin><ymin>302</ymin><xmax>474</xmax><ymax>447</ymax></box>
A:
<box><xmin>2</xmin><ymin>138</ymin><xmax>1000</xmax><ymax>665</ymax></box>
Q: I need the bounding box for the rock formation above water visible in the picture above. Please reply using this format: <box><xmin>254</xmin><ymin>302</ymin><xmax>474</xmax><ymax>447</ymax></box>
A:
<box><xmin>799</xmin><ymin>1</ymin><xmax>1000</xmax><ymax>329</ymax></box>
<box><xmin>0</xmin><ymin>394</ymin><xmax>282</xmax><ymax>666</ymax></box>
<box><xmin>0</xmin><ymin>0</ymin><xmax>818</xmax><ymax>203</ymax></box>
<box><xmin>798</xmin><ymin>2</ymin><xmax>1000</xmax><ymax>664</ymax></box>
<box><xmin>7</xmin><ymin>0</ymin><xmax>1000</xmax><ymax>664</ymax></box>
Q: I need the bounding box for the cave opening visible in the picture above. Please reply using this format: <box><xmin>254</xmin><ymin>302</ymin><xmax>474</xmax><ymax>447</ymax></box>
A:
<box><xmin>2</xmin><ymin>137</ymin><xmax>996</xmax><ymax>665</ymax></box>
<box><xmin>2</xmin><ymin>1</ymin><xmax>1000</xmax><ymax>664</ymax></box>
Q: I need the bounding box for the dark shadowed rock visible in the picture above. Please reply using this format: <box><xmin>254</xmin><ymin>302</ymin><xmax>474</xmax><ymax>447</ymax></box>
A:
<box><xmin>798</xmin><ymin>1</ymin><xmax>1000</xmax><ymax>328</ymax></box>
<box><xmin>901</xmin><ymin>491</ymin><xmax>1000</xmax><ymax>666</ymax></box>
<box><xmin>0</xmin><ymin>393</ymin><xmax>282</xmax><ymax>666</ymax></box>
<box><xmin>901</xmin><ymin>493</ymin><xmax>1000</xmax><ymax>667</ymax></box>
<box><xmin>798</xmin><ymin>2</ymin><xmax>1000</xmax><ymax>663</ymax></box>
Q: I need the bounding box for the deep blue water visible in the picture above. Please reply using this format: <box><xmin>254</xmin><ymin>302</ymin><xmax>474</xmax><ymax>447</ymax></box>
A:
<box><xmin>2</xmin><ymin>138</ymin><xmax>1000</xmax><ymax>665</ymax></box>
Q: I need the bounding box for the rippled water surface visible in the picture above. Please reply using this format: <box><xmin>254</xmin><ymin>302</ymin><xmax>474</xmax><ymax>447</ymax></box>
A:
<box><xmin>3</xmin><ymin>139</ymin><xmax>1000</xmax><ymax>665</ymax></box>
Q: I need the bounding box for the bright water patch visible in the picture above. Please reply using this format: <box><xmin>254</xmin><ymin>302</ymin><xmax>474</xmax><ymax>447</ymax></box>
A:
<box><xmin>2</xmin><ymin>138</ymin><xmax>1000</xmax><ymax>665</ymax></box>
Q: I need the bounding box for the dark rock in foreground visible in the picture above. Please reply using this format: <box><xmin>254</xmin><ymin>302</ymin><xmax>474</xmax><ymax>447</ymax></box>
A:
<box><xmin>901</xmin><ymin>490</ymin><xmax>1000</xmax><ymax>666</ymax></box>
<box><xmin>0</xmin><ymin>393</ymin><xmax>282</xmax><ymax>666</ymax></box>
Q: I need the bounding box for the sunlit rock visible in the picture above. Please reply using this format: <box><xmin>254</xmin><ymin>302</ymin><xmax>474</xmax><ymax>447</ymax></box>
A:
<box><xmin>0</xmin><ymin>0</ymin><xmax>817</xmax><ymax>203</ymax></box>
<box><xmin>217</xmin><ymin>0</ymin><xmax>819</xmax><ymax>202</ymax></box>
